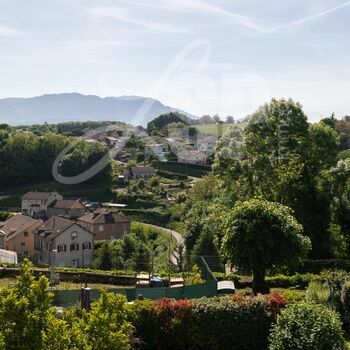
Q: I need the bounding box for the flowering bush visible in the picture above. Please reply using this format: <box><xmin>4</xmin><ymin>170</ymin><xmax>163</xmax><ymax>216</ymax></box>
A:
<box><xmin>265</xmin><ymin>292</ymin><xmax>287</xmax><ymax>314</ymax></box>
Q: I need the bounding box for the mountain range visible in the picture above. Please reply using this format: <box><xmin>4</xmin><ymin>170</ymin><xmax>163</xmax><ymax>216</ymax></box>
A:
<box><xmin>0</xmin><ymin>93</ymin><xmax>195</xmax><ymax>126</ymax></box>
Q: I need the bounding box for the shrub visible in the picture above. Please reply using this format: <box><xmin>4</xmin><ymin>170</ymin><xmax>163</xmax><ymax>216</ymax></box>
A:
<box><xmin>305</xmin><ymin>280</ymin><xmax>330</xmax><ymax>306</ymax></box>
<box><xmin>213</xmin><ymin>272</ymin><xmax>319</xmax><ymax>289</ymax></box>
<box><xmin>192</xmin><ymin>296</ymin><xmax>273</xmax><ymax>350</ymax></box>
<box><xmin>151</xmin><ymin>298</ymin><xmax>195</xmax><ymax>350</ymax></box>
<box><xmin>126</xmin><ymin>300</ymin><xmax>157</xmax><ymax>349</ymax></box>
<box><xmin>264</xmin><ymin>292</ymin><xmax>287</xmax><ymax>314</ymax></box>
<box><xmin>82</xmin><ymin>291</ymin><xmax>133</xmax><ymax>350</ymax></box>
<box><xmin>269</xmin><ymin>302</ymin><xmax>346</xmax><ymax>350</ymax></box>
<box><xmin>322</xmin><ymin>270</ymin><xmax>349</xmax><ymax>316</ymax></box>
<box><xmin>279</xmin><ymin>289</ymin><xmax>304</xmax><ymax>303</ymax></box>
<box><xmin>341</xmin><ymin>281</ymin><xmax>350</xmax><ymax>326</ymax></box>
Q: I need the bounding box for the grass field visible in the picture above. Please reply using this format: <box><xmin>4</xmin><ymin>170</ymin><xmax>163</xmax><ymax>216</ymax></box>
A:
<box><xmin>193</xmin><ymin>123</ymin><xmax>230</xmax><ymax>136</ymax></box>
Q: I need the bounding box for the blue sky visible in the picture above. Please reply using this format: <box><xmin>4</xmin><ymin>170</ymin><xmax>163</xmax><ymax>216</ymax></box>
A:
<box><xmin>0</xmin><ymin>0</ymin><xmax>349</xmax><ymax>122</ymax></box>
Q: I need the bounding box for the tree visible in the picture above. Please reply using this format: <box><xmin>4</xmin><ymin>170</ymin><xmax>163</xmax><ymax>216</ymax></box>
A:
<box><xmin>213</xmin><ymin>114</ymin><xmax>221</xmax><ymax>123</ymax></box>
<box><xmin>192</xmin><ymin>231</ymin><xmax>223</xmax><ymax>272</ymax></box>
<box><xmin>98</xmin><ymin>241</ymin><xmax>113</xmax><ymax>270</ymax></box>
<box><xmin>147</xmin><ymin>112</ymin><xmax>191</xmax><ymax>135</ymax></box>
<box><xmin>0</xmin><ymin>260</ymin><xmax>52</xmax><ymax>349</ymax></box>
<box><xmin>222</xmin><ymin>199</ymin><xmax>310</xmax><ymax>294</ymax></box>
<box><xmin>225</xmin><ymin>116</ymin><xmax>234</xmax><ymax>124</ymax></box>
<box><xmin>81</xmin><ymin>291</ymin><xmax>133</xmax><ymax>350</ymax></box>
<box><xmin>215</xmin><ymin>98</ymin><xmax>341</xmax><ymax>259</ymax></box>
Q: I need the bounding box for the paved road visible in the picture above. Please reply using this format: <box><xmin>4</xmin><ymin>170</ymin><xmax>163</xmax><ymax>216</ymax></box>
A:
<box><xmin>140</xmin><ymin>223</ymin><xmax>185</xmax><ymax>266</ymax></box>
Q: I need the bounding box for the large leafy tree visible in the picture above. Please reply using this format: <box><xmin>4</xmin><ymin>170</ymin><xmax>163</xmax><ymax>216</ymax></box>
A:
<box><xmin>222</xmin><ymin>199</ymin><xmax>310</xmax><ymax>294</ymax></box>
<box><xmin>215</xmin><ymin>98</ymin><xmax>340</xmax><ymax>258</ymax></box>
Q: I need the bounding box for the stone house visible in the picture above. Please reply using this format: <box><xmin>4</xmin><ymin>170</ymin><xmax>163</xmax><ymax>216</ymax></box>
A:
<box><xmin>35</xmin><ymin>216</ymin><xmax>94</xmax><ymax>268</ymax></box>
<box><xmin>0</xmin><ymin>214</ymin><xmax>42</xmax><ymax>260</ymax></box>
<box><xmin>177</xmin><ymin>150</ymin><xmax>207</xmax><ymax>165</ymax></box>
<box><xmin>21</xmin><ymin>191</ymin><xmax>63</xmax><ymax>219</ymax></box>
<box><xmin>122</xmin><ymin>166</ymin><xmax>156</xmax><ymax>180</ymax></box>
<box><xmin>78</xmin><ymin>209</ymin><xmax>131</xmax><ymax>241</ymax></box>
<box><xmin>48</xmin><ymin>199</ymin><xmax>86</xmax><ymax>219</ymax></box>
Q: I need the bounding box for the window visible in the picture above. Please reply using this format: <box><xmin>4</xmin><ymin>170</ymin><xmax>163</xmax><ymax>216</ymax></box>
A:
<box><xmin>83</xmin><ymin>242</ymin><xmax>91</xmax><ymax>250</ymax></box>
<box><xmin>23</xmin><ymin>251</ymin><xmax>28</xmax><ymax>256</ymax></box>
<box><xmin>71</xmin><ymin>231</ymin><xmax>78</xmax><ymax>240</ymax></box>
<box><xmin>57</xmin><ymin>244</ymin><xmax>67</xmax><ymax>253</ymax></box>
<box><xmin>99</xmin><ymin>225</ymin><xmax>104</xmax><ymax>232</ymax></box>
<box><xmin>23</xmin><ymin>231</ymin><xmax>28</xmax><ymax>237</ymax></box>
<box><xmin>21</xmin><ymin>242</ymin><xmax>25</xmax><ymax>246</ymax></box>
<box><xmin>70</xmin><ymin>243</ymin><xmax>79</xmax><ymax>251</ymax></box>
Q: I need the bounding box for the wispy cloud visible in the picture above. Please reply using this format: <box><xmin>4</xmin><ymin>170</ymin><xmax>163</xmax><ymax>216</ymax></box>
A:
<box><xmin>130</xmin><ymin>0</ymin><xmax>350</xmax><ymax>34</ymax></box>
<box><xmin>125</xmin><ymin>0</ymin><xmax>267</xmax><ymax>33</ymax></box>
<box><xmin>266</xmin><ymin>0</ymin><xmax>350</xmax><ymax>32</ymax></box>
<box><xmin>92</xmin><ymin>6</ymin><xmax>190</xmax><ymax>34</ymax></box>
<box><xmin>0</xmin><ymin>26</ymin><xmax>21</xmax><ymax>38</ymax></box>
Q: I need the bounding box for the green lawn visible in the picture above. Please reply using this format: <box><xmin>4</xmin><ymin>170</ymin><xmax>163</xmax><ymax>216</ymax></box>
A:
<box><xmin>194</xmin><ymin>124</ymin><xmax>230</xmax><ymax>136</ymax></box>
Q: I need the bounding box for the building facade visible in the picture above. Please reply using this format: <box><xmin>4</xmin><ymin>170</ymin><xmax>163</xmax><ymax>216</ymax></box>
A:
<box><xmin>35</xmin><ymin>216</ymin><xmax>94</xmax><ymax>268</ymax></box>
<box><xmin>21</xmin><ymin>191</ymin><xmax>63</xmax><ymax>219</ymax></box>
<box><xmin>177</xmin><ymin>150</ymin><xmax>207</xmax><ymax>165</ymax></box>
<box><xmin>78</xmin><ymin>209</ymin><xmax>131</xmax><ymax>240</ymax></box>
<box><xmin>47</xmin><ymin>199</ymin><xmax>86</xmax><ymax>219</ymax></box>
<box><xmin>0</xmin><ymin>214</ymin><xmax>42</xmax><ymax>260</ymax></box>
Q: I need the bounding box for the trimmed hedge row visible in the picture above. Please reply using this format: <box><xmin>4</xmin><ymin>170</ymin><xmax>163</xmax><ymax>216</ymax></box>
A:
<box><xmin>127</xmin><ymin>294</ymin><xmax>283</xmax><ymax>350</ymax></box>
<box><xmin>0</xmin><ymin>268</ymin><xmax>137</xmax><ymax>286</ymax></box>
<box><xmin>214</xmin><ymin>272</ymin><xmax>320</xmax><ymax>289</ymax></box>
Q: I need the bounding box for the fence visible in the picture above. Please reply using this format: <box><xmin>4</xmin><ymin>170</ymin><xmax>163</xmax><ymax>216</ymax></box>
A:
<box><xmin>53</xmin><ymin>281</ymin><xmax>218</xmax><ymax>307</ymax></box>
<box><xmin>52</xmin><ymin>257</ymin><xmax>218</xmax><ymax>307</ymax></box>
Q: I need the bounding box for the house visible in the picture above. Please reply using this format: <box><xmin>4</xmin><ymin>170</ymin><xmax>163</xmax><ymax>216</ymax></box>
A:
<box><xmin>48</xmin><ymin>199</ymin><xmax>86</xmax><ymax>219</ymax></box>
<box><xmin>35</xmin><ymin>216</ymin><xmax>94</xmax><ymax>268</ymax></box>
<box><xmin>105</xmin><ymin>136</ymin><xmax>119</xmax><ymax>147</ymax></box>
<box><xmin>145</xmin><ymin>144</ymin><xmax>169</xmax><ymax>157</ymax></box>
<box><xmin>123</xmin><ymin>166</ymin><xmax>156</xmax><ymax>180</ymax></box>
<box><xmin>78</xmin><ymin>209</ymin><xmax>131</xmax><ymax>241</ymax></box>
<box><xmin>196</xmin><ymin>136</ymin><xmax>217</xmax><ymax>153</ymax></box>
<box><xmin>177</xmin><ymin>150</ymin><xmax>207</xmax><ymax>165</ymax></box>
<box><xmin>21</xmin><ymin>191</ymin><xmax>63</xmax><ymax>219</ymax></box>
<box><xmin>0</xmin><ymin>214</ymin><xmax>42</xmax><ymax>260</ymax></box>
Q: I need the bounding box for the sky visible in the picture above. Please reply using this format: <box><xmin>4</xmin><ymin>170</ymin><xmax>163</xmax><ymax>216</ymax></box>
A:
<box><xmin>0</xmin><ymin>0</ymin><xmax>349</xmax><ymax>122</ymax></box>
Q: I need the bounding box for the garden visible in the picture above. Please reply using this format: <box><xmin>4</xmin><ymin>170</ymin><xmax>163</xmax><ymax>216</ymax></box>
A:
<box><xmin>2</xmin><ymin>261</ymin><xmax>350</xmax><ymax>349</ymax></box>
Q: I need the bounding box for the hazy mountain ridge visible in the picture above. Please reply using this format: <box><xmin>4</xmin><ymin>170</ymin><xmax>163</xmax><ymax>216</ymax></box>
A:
<box><xmin>0</xmin><ymin>93</ymin><xmax>195</xmax><ymax>126</ymax></box>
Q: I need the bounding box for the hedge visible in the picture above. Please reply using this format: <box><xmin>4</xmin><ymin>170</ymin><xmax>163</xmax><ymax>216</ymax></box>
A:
<box><xmin>127</xmin><ymin>295</ymin><xmax>283</xmax><ymax>350</ymax></box>
<box><xmin>214</xmin><ymin>272</ymin><xmax>320</xmax><ymax>289</ymax></box>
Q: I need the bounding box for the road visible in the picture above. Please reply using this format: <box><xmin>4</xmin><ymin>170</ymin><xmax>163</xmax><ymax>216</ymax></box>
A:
<box><xmin>140</xmin><ymin>223</ymin><xmax>185</xmax><ymax>266</ymax></box>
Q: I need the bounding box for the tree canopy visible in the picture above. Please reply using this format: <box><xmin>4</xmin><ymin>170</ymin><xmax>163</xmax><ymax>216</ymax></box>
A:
<box><xmin>221</xmin><ymin>199</ymin><xmax>311</xmax><ymax>294</ymax></box>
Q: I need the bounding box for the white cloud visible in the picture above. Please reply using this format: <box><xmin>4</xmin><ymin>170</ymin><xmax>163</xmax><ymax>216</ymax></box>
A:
<box><xmin>0</xmin><ymin>26</ymin><xmax>21</xmax><ymax>38</ymax></box>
